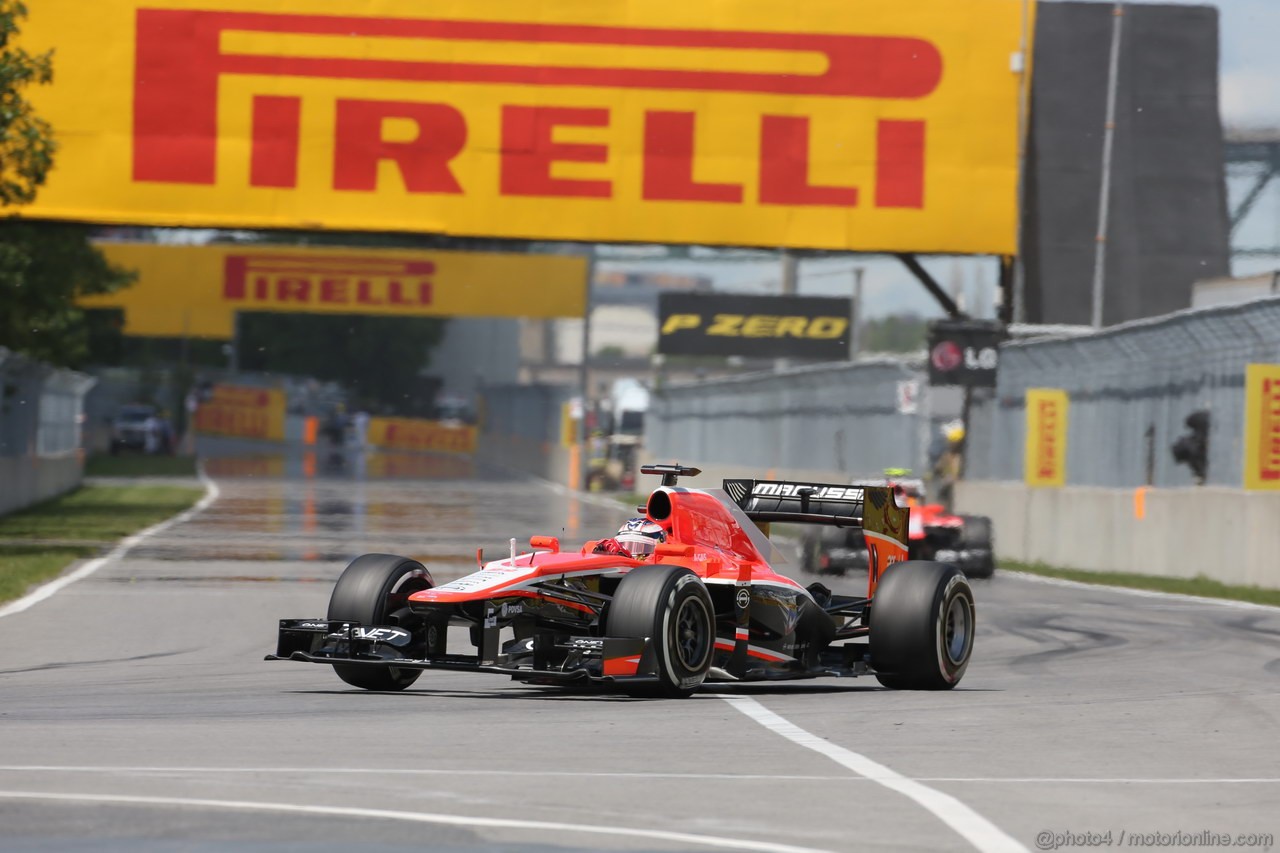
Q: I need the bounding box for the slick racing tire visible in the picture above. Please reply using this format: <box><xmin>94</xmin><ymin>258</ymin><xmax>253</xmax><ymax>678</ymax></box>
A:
<box><xmin>957</xmin><ymin>515</ymin><xmax>996</xmax><ymax>579</ymax></box>
<box><xmin>608</xmin><ymin>565</ymin><xmax>714</xmax><ymax>698</ymax></box>
<box><xmin>869</xmin><ymin>561</ymin><xmax>975</xmax><ymax>690</ymax></box>
<box><xmin>327</xmin><ymin>553</ymin><xmax>433</xmax><ymax>691</ymax></box>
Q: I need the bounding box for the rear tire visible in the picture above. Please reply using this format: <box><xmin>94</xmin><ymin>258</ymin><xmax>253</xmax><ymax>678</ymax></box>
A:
<box><xmin>958</xmin><ymin>515</ymin><xmax>996</xmax><ymax>579</ymax></box>
<box><xmin>327</xmin><ymin>553</ymin><xmax>433</xmax><ymax>691</ymax></box>
<box><xmin>607</xmin><ymin>565</ymin><xmax>714</xmax><ymax>698</ymax></box>
<box><xmin>870</xmin><ymin>561</ymin><xmax>975</xmax><ymax>690</ymax></box>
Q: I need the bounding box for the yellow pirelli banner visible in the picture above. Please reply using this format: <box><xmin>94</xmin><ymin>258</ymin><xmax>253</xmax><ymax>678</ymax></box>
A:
<box><xmin>366</xmin><ymin>417</ymin><xmax>477</xmax><ymax>455</ymax></box>
<box><xmin>18</xmin><ymin>0</ymin><xmax>1031</xmax><ymax>255</ymax></box>
<box><xmin>1024</xmin><ymin>388</ymin><xmax>1068</xmax><ymax>488</ymax></box>
<box><xmin>82</xmin><ymin>242</ymin><xmax>587</xmax><ymax>338</ymax></box>
<box><xmin>194</xmin><ymin>383</ymin><xmax>287</xmax><ymax>440</ymax></box>
<box><xmin>1243</xmin><ymin>364</ymin><xmax>1280</xmax><ymax>490</ymax></box>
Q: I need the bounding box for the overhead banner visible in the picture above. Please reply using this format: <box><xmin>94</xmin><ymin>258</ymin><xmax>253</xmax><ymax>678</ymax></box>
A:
<box><xmin>1024</xmin><ymin>388</ymin><xmax>1068</xmax><ymax>487</ymax></box>
<box><xmin>927</xmin><ymin>320</ymin><xmax>1008</xmax><ymax>387</ymax></box>
<box><xmin>81</xmin><ymin>242</ymin><xmax>587</xmax><ymax>337</ymax></box>
<box><xmin>1243</xmin><ymin>364</ymin><xmax>1280</xmax><ymax>490</ymax></box>
<box><xmin>658</xmin><ymin>293</ymin><xmax>851</xmax><ymax>359</ymax></box>
<box><xmin>194</xmin><ymin>383</ymin><xmax>287</xmax><ymax>440</ymax></box>
<box><xmin>19</xmin><ymin>0</ymin><xmax>1030</xmax><ymax>254</ymax></box>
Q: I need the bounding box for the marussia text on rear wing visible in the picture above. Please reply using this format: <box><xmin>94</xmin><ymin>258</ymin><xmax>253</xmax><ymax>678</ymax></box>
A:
<box><xmin>723</xmin><ymin>478</ymin><xmax>910</xmax><ymax>549</ymax></box>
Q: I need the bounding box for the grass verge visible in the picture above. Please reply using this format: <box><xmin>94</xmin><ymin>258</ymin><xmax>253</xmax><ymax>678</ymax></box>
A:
<box><xmin>0</xmin><ymin>484</ymin><xmax>204</xmax><ymax>605</ymax></box>
<box><xmin>85</xmin><ymin>454</ymin><xmax>199</xmax><ymax>478</ymax></box>
<box><xmin>1003</xmin><ymin>559</ymin><xmax>1280</xmax><ymax>607</ymax></box>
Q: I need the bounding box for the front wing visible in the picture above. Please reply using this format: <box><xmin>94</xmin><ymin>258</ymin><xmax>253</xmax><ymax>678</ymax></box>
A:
<box><xmin>264</xmin><ymin>619</ymin><xmax>663</xmax><ymax>685</ymax></box>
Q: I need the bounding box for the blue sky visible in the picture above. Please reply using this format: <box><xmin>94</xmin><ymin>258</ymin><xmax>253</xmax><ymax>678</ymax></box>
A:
<box><xmin>609</xmin><ymin>0</ymin><xmax>1280</xmax><ymax>320</ymax></box>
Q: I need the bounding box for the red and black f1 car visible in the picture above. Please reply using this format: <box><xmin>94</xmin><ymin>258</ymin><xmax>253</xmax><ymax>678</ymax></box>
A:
<box><xmin>267</xmin><ymin>465</ymin><xmax>976</xmax><ymax>697</ymax></box>
<box><xmin>804</xmin><ymin>477</ymin><xmax>995</xmax><ymax>579</ymax></box>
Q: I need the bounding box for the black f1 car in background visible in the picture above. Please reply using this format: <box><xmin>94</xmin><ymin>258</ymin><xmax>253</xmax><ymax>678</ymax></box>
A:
<box><xmin>267</xmin><ymin>465</ymin><xmax>976</xmax><ymax>696</ymax></box>
<box><xmin>802</xmin><ymin>477</ymin><xmax>995</xmax><ymax>579</ymax></box>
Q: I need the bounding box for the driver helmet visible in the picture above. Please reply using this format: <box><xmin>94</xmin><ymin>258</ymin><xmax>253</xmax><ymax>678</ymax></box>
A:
<box><xmin>614</xmin><ymin>518</ymin><xmax>666</xmax><ymax>558</ymax></box>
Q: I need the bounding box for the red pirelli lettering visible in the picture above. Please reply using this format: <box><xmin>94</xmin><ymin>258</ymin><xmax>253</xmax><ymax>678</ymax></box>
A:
<box><xmin>132</xmin><ymin>9</ymin><xmax>943</xmax><ymax>186</ymax></box>
<box><xmin>333</xmin><ymin>99</ymin><xmax>466</xmax><ymax>194</ymax></box>
<box><xmin>642</xmin><ymin>111</ymin><xmax>742</xmax><ymax>204</ymax></box>
<box><xmin>501</xmin><ymin>106</ymin><xmax>612</xmax><ymax>199</ymax></box>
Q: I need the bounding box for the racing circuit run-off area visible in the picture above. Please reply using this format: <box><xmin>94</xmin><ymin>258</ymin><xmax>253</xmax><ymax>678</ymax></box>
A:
<box><xmin>1</xmin><ymin>455</ymin><xmax>1278</xmax><ymax>853</ymax></box>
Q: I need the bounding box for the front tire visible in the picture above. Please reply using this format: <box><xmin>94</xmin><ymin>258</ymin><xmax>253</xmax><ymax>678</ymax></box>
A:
<box><xmin>327</xmin><ymin>553</ymin><xmax>433</xmax><ymax>691</ymax></box>
<box><xmin>870</xmin><ymin>561</ymin><xmax>975</xmax><ymax>690</ymax></box>
<box><xmin>607</xmin><ymin>565</ymin><xmax>714</xmax><ymax>698</ymax></box>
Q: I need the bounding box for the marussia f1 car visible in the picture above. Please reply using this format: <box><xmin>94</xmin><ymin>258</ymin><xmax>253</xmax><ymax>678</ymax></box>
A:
<box><xmin>266</xmin><ymin>465</ymin><xmax>976</xmax><ymax>697</ymax></box>
<box><xmin>803</xmin><ymin>476</ymin><xmax>995</xmax><ymax>579</ymax></box>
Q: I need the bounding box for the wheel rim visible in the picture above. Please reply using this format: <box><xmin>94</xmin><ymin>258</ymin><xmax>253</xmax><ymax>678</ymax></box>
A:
<box><xmin>942</xmin><ymin>595</ymin><xmax>972</xmax><ymax>666</ymax></box>
<box><xmin>671</xmin><ymin>596</ymin><xmax>711</xmax><ymax>670</ymax></box>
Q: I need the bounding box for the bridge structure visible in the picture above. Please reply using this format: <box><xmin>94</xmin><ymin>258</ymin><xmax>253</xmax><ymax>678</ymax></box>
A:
<box><xmin>1227</xmin><ymin>127</ymin><xmax>1280</xmax><ymax>260</ymax></box>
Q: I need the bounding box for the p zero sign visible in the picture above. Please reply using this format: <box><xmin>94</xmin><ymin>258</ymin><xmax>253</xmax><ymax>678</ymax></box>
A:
<box><xmin>659</xmin><ymin>293</ymin><xmax>851</xmax><ymax>360</ymax></box>
<box><xmin>17</xmin><ymin>1</ymin><xmax>1029</xmax><ymax>255</ymax></box>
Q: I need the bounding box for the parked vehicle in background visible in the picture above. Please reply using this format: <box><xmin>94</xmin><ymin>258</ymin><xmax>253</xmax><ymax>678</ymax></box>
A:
<box><xmin>803</xmin><ymin>476</ymin><xmax>995</xmax><ymax>579</ymax></box>
<box><xmin>109</xmin><ymin>404</ymin><xmax>173</xmax><ymax>455</ymax></box>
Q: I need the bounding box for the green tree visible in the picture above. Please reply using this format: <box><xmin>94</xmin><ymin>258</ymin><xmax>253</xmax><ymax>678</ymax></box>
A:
<box><xmin>0</xmin><ymin>0</ymin><xmax>54</xmax><ymax>205</ymax></box>
<box><xmin>0</xmin><ymin>3</ymin><xmax>135</xmax><ymax>367</ymax></box>
<box><xmin>862</xmin><ymin>313</ymin><xmax>928</xmax><ymax>353</ymax></box>
<box><xmin>237</xmin><ymin>313</ymin><xmax>447</xmax><ymax>413</ymax></box>
<box><xmin>0</xmin><ymin>222</ymin><xmax>135</xmax><ymax>366</ymax></box>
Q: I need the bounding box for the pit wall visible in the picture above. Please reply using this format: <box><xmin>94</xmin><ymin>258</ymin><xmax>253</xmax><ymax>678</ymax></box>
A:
<box><xmin>956</xmin><ymin>481</ymin><xmax>1280</xmax><ymax>590</ymax></box>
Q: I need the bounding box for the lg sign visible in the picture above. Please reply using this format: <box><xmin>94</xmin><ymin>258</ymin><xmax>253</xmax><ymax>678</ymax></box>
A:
<box><xmin>927</xmin><ymin>321</ymin><xmax>1006</xmax><ymax>388</ymax></box>
<box><xmin>134</xmin><ymin>11</ymin><xmax>935</xmax><ymax>208</ymax></box>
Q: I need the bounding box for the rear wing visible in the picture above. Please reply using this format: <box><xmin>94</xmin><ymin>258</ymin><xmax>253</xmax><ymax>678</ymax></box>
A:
<box><xmin>722</xmin><ymin>479</ymin><xmax>876</xmax><ymax>528</ymax></box>
<box><xmin>723</xmin><ymin>477</ymin><xmax>910</xmax><ymax>596</ymax></box>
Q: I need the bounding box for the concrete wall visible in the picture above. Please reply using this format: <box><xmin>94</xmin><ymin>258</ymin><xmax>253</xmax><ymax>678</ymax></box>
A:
<box><xmin>0</xmin><ymin>454</ymin><xmax>85</xmax><ymax>516</ymax></box>
<box><xmin>476</xmin><ymin>382</ymin><xmax>575</xmax><ymax>486</ymax></box>
<box><xmin>957</xmin><ymin>481</ymin><xmax>1280</xmax><ymax>589</ymax></box>
<box><xmin>477</xmin><ymin>432</ymin><xmax>573</xmax><ymax>486</ymax></box>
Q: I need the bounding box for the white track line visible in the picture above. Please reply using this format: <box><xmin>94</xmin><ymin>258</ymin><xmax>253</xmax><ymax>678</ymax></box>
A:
<box><xmin>1003</xmin><ymin>571</ymin><xmax>1280</xmax><ymax>612</ymax></box>
<box><xmin>0</xmin><ymin>791</ymin><xmax>834</xmax><ymax>853</ymax></box>
<box><xmin>2</xmin><ymin>766</ymin><xmax>1276</xmax><ymax>785</ymax></box>
<box><xmin>721</xmin><ymin>695</ymin><xmax>1028</xmax><ymax>853</ymax></box>
<box><xmin>0</xmin><ymin>468</ymin><xmax>220</xmax><ymax>620</ymax></box>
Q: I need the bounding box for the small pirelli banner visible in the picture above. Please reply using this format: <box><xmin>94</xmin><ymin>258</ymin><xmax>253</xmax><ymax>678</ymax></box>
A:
<box><xmin>1024</xmin><ymin>388</ymin><xmax>1068</xmax><ymax>488</ymax></box>
<box><xmin>1243</xmin><ymin>364</ymin><xmax>1280</xmax><ymax>490</ymax></box>
<box><xmin>194</xmin><ymin>383</ymin><xmax>286</xmax><ymax>441</ymax></box>
<box><xmin>366</xmin><ymin>417</ymin><xmax>477</xmax><ymax>455</ymax></box>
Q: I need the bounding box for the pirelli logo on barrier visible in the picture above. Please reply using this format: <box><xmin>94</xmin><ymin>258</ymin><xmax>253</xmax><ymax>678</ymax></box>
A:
<box><xmin>1024</xmin><ymin>389</ymin><xmax>1068</xmax><ymax>488</ymax></box>
<box><xmin>658</xmin><ymin>293</ymin><xmax>851</xmax><ymax>360</ymax></box>
<box><xmin>1243</xmin><ymin>364</ymin><xmax>1280</xmax><ymax>490</ymax></box>
<box><xmin>366</xmin><ymin>417</ymin><xmax>477</xmax><ymax>456</ymax></box>
<box><xmin>194</xmin><ymin>384</ymin><xmax>286</xmax><ymax>441</ymax></box>
<box><xmin>18</xmin><ymin>1</ymin><xmax>1029</xmax><ymax>254</ymax></box>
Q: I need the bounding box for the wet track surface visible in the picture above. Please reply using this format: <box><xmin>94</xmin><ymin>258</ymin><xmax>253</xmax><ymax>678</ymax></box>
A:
<box><xmin>1</xmin><ymin>454</ymin><xmax>1278</xmax><ymax>853</ymax></box>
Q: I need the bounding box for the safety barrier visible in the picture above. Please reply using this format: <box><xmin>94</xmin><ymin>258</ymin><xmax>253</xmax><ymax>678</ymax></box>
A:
<box><xmin>645</xmin><ymin>357</ymin><xmax>963</xmax><ymax>482</ymax></box>
<box><xmin>957</xmin><ymin>480</ymin><xmax>1280</xmax><ymax>589</ymax></box>
<box><xmin>0</xmin><ymin>349</ymin><xmax>96</xmax><ymax>516</ymax></box>
<box><xmin>965</xmin><ymin>296</ymin><xmax>1280</xmax><ymax>488</ymax></box>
